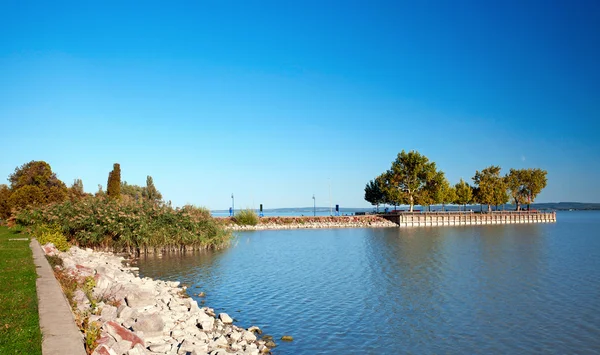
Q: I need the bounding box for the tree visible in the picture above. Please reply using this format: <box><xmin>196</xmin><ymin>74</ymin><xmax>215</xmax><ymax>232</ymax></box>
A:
<box><xmin>364</xmin><ymin>179</ymin><xmax>385</xmax><ymax>212</ymax></box>
<box><xmin>7</xmin><ymin>160</ymin><xmax>67</xmax><ymax>210</ymax></box>
<box><xmin>472</xmin><ymin>166</ymin><xmax>508</xmax><ymax>212</ymax></box>
<box><xmin>121</xmin><ymin>181</ymin><xmax>145</xmax><ymax>201</ymax></box>
<box><xmin>68</xmin><ymin>179</ymin><xmax>87</xmax><ymax>201</ymax></box>
<box><xmin>143</xmin><ymin>176</ymin><xmax>162</xmax><ymax>204</ymax></box>
<box><xmin>418</xmin><ymin>170</ymin><xmax>448</xmax><ymax>211</ymax></box>
<box><xmin>506</xmin><ymin>169</ymin><xmax>527</xmax><ymax>210</ymax></box>
<box><xmin>454</xmin><ymin>178</ymin><xmax>473</xmax><ymax>211</ymax></box>
<box><xmin>377</xmin><ymin>172</ymin><xmax>407</xmax><ymax>211</ymax></box>
<box><xmin>0</xmin><ymin>184</ymin><xmax>11</xmax><ymax>219</ymax></box>
<box><xmin>384</xmin><ymin>150</ymin><xmax>439</xmax><ymax>212</ymax></box>
<box><xmin>438</xmin><ymin>179</ymin><xmax>457</xmax><ymax>211</ymax></box>
<box><xmin>512</xmin><ymin>168</ymin><xmax>548</xmax><ymax>210</ymax></box>
<box><xmin>107</xmin><ymin>163</ymin><xmax>121</xmax><ymax>199</ymax></box>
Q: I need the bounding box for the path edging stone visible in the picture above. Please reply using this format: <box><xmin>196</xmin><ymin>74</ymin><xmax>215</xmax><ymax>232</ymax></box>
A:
<box><xmin>30</xmin><ymin>238</ymin><xmax>86</xmax><ymax>355</ymax></box>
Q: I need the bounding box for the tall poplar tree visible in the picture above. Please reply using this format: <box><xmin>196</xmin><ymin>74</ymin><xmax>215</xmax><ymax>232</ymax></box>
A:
<box><xmin>107</xmin><ymin>163</ymin><xmax>121</xmax><ymax>199</ymax></box>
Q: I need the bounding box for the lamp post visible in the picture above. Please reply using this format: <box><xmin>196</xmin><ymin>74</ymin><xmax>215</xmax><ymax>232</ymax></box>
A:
<box><xmin>231</xmin><ymin>193</ymin><xmax>234</xmax><ymax>216</ymax></box>
<box><xmin>312</xmin><ymin>194</ymin><xmax>316</xmax><ymax>216</ymax></box>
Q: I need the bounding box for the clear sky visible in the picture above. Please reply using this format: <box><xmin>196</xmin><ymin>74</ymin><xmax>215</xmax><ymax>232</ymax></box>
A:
<box><xmin>1</xmin><ymin>0</ymin><xmax>599</xmax><ymax>209</ymax></box>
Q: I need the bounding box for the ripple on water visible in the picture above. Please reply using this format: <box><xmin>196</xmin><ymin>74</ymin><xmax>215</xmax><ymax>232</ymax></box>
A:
<box><xmin>138</xmin><ymin>212</ymin><xmax>600</xmax><ymax>354</ymax></box>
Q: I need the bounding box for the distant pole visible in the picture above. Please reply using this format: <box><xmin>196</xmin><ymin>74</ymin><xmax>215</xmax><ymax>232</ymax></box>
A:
<box><xmin>231</xmin><ymin>193</ymin><xmax>234</xmax><ymax>216</ymax></box>
<box><xmin>313</xmin><ymin>194</ymin><xmax>316</xmax><ymax>216</ymax></box>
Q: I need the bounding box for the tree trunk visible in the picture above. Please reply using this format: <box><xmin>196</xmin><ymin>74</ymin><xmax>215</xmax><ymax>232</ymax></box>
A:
<box><xmin>487</xmin><ymin>204</ymin><xmax>491</xmax><ymax>212</ymax></box>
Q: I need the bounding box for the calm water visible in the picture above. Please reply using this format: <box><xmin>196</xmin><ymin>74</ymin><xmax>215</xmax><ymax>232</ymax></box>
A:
<box><xmin>138</xmin><ymin>211</ymin><xmax>600</xmax><ymax>354</ymax></box>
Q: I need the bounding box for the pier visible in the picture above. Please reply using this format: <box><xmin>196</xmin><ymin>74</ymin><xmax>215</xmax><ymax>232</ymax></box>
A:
<box><xmin>381</xmin><ymin>211</ymin><xmax>557</xmax><ymax>227</ymax></box>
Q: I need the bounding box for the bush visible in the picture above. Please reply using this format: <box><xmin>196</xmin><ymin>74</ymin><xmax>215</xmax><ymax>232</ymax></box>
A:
<box><xmin>234</xmin><ymin>209</ymin><xmax>259</xmax><ymax>226</ymax></box>
<box><xmin>15</xmin><ymin>196</ymin><xmax>231</xmax><ymax>252</ymax></box>
<box><xmin>35</xmin><ymin>224</ymin><xmax>70</xmax><ymax>251</ymax></box>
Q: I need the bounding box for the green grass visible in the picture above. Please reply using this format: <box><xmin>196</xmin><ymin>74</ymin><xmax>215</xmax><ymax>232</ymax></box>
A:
<box><xmin>0</xmin><ymin>226</ymin><xmax>42</xmax><ymax>355</ymax></box>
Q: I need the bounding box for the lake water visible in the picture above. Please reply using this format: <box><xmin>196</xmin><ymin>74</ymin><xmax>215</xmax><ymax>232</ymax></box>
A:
<box><xmin>138</xmin><ymin>211</ymin><xmax>600</xmax><ymax>354</ymax></box>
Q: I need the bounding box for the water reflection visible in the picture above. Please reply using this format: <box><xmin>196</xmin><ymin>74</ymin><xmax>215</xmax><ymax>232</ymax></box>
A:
<box><xmin>138</xmin><ymin>213</ymin><xmax>600</xmax><ymax>355</ymax></box>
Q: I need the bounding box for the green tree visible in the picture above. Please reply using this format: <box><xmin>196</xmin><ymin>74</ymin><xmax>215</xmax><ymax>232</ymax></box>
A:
<box><xmin>377</xmin><ymin>172</ymin><xmax>407</xmax><ymax>211</ymax></box>
<box><xmin>418</xmin><ymin>170</ymin><xmax>447</xmax><ymax>211</ymax></box>
<box><xmin>438</xmin><ymin>179</ymin><xmax>457</xmax><ymax>211</ymax></box>
<box><xmin>384</xmin><ymin>150</ymin><xmax>439</xmax><ymax>212</ymax></box>
<box><xmin>7</xmin><ymin>160</ymin><xmax>67</xmax><ymax>211</ymax></box>
<box><xmin>121</xmin><ymin>181</ymin><xmax>145</xmax><ymax>201</ymax></box>
<box><xmin>506</xmin><ymin>169</ymin><xmax>527</xmax><ymax>210</ymax></box>
<box><xmin>107</xmin><ymin>163</ymin><xmax>121</xmax><ymax>199</ymax></box>
<box><xmin>0</xmin><ymin>184</ymin><xmax>11</xmax><ymax>219</ymax></box>
<box><xmin>68</xmin><ymin>179</ymin><xmax>87</xmax><ymax>201</ymax></box>
<box><xmin>522</xmin><ymin>168</ymin><xmax>548</xmax><ymax>210</ymax></box>
<box><xmin>8</xmin><ymin>185</ymin><xmax>45</xmax><ymax>210</ymax></box>
<box><xmin>364</xmin><ymin>179</ymin><xmax>385</xmax><ymax>212</ymax></box>
<box><xmin>142</xmin><ymin>176</ymin><xmax>162</xmax><ymax>204</ymax></box>
<box><xmin>473</xmin><ymin>166</ymin><xmax>508</xmax><ymax>212</ymax></box>
<box><xmin>454</xmin><ymin>178</ymin><xmax>473</xmax><ymax>211</ymax></box>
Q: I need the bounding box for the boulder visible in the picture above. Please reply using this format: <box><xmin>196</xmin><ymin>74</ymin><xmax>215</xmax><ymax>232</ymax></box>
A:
<box><xmin>242</xmin><ymin>330</ymin><xmax>257</xmax><ymax>342</ymax></box>
<box><xmin>91</xmin><ymin>344</ymin><xmax>118</xmax><ymax>355</ymax></box>
<box><xmin>105</xmin><ymin>321</ymin><xmax>145</xmax><ymax>348</ymax></box>
<box><xmin>218</xmin><ymin>313</ymin><xmax>233</xmax><ymax>324</ymax></box>
<box><xmin>132</xmin><ymin>313</ymin><xmax>165</xmax><ymax>336</ymax></box>
<box><xmin>127</xmin><ymin>344</ymin><xmax>146</xmax><ymax>355</ymax></box>
<box><xmin>125</xmin><ymin>290</ymin><xmax>156</xmax><ymax>309</ymax></box>
<box><xmin>100</xmin><ymin>305</ymin><xmax>118</xmax><ymax>322</ymax></box>
<box><xmin>148</xmin><ymin>342</ymin><xmax>172</xmax><ymax>353</ymax></box>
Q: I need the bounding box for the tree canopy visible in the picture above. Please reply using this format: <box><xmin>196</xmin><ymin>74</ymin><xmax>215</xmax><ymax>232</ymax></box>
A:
<box><xmin>473</xmin><ymin>166</ymin><xmax>509</xmax><ymax>211</ymax></box>
<box><xmin>454</xmin><ymin>178</ymin><xmax>473</xmax><ymax>210</ymax></box>
<box><xmin>364</xmin><ymin>179</ymin><xmax>385</xmax><ymax>212</ymax></box>
<box><xmin>107</xmin><ymin>163</ymin><xmax>121</xmax><ymax>199</ymax></box>
<box><xmin>506</xmin><ymin>168</ymin><xmax>547</xmax><ymax>210</ymax></box>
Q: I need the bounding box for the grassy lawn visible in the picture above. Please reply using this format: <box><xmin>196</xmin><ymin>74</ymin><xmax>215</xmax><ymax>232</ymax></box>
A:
<box><xmin>0</xmin><ymin>226</ymin><xmax>42</xmax><ymax>355</ymax></box>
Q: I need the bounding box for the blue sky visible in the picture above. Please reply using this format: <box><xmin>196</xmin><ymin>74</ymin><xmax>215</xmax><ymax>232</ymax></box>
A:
<box><xmin>1</xmin><ymin>0</ymin><xmax>599</xmax><ymax>209</ymax></box>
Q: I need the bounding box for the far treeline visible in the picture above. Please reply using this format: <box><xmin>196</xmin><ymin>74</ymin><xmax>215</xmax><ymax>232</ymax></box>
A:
<box><xmin>365</xmin><ymin>150</ymin><xmax>547</xmax><ymax>213</ymax></box>
<box><xmin>0</xmin><ymin>161</ymin><xmax>231</xmax><ymax>253</ymax></box>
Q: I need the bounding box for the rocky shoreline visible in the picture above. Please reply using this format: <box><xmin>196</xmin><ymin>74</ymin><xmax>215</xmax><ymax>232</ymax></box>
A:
<box><xmin>42</xmin><ymin>244</ymin><xmax>273</xmax><ymax>355</ymax></box>
<box><xmin>225</xmin><ymin>215</ymin><xmax>398</xmax><ymax>231</ymax></box>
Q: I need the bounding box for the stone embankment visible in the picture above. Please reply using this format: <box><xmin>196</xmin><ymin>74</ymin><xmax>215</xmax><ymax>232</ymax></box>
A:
<box><xmin>226</xmin><ymin>215</ymin><xmax>398</xmax><ymax>231</ymax></box>
<box><xmin>42</xmin><ymin>244</ymin><xmax>272</xmax><ymax>355</ymax></box>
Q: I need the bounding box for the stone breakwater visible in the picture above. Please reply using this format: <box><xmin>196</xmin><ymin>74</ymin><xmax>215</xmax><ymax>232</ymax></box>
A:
<box><xmin>42</xmin><ymin>244</ymin><xmax>272</xmax><ymax>355</ymax></box>
<box><xmin>225</xmin><ymin>215</ymin><xmax>398</xmax><ymax>231</ymax></box>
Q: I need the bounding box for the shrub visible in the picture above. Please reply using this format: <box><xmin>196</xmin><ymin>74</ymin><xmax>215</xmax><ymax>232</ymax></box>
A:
<box><xmin>234</xmin><ymin>209</ymin><xmax>259</xmax><ymax>226</ymax></box>
<box><xmin>36</xmin><ymin>224</ymin><xmax>70</xmax><ymax>251</ymax></box>
<box><xmin>15</xmin><ymin>196</ymin><xmax>231</xmax><ymax>252</ymax></box>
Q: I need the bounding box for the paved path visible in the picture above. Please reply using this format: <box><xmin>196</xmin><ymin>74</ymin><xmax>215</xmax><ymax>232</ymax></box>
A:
<box><xmin>30</xmin><ymin>239</ymin><xmax>86</xmax><ymax>355</ymax></box>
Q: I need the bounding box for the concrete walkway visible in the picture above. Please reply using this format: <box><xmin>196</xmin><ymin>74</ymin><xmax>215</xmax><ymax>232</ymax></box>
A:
<box><xmin>30</xmin><ymin>239</ymin><xmax>87</xmax><ymax>355</ymax></box>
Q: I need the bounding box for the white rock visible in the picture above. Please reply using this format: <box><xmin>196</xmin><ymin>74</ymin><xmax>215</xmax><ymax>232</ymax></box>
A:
<box><xmin>148</xmin><ymin>343</ymin><xmax>172</xmax><ymax>353</ymax></box>
<box><xmin>113</xmin><ymin>339</ymin><xmax>133</xmax><ymax>354</ymax></box>
<box><xmin>101</xmin><ymin>305</ymin><xmax>118</xmax><ymax>321</ymax></box>
<box><xmin>218</xmin><ymin>313</ymin><xmax>233</xmax><ymax>324</ymax></box>
<box><xmin>92</xmin><ymin>344</ymin><xmax>118</xmax><ymax>355</ymax></box>
<box><xmin>242</xmin><ymin>330</ymin><xmax>257</xmax><ymax>342</ymax></box>
<box><xmin>127</xmin><ymin>343</ymin><xmax>147</xmax><ymax>355</ymax></box>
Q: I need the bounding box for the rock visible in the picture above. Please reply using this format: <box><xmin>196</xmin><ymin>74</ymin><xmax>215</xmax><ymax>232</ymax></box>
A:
<box><xmin>280</xmin><ymin>335</ymin><xmax>294</xmax><ymax>341</ymax></box>
<box><xmin>247</xmin><ymin>326</ymin><xmax>262</xmax><ymax>335</ymax></box>
<box><xmin>113</xmin><ymin>339</ymin><xmax>133</xmax><ymax>354</ymax></box>
<box><xmin>265</xmin><ymin>340</ymin><xmax>276</xmax><ymax>348</ymax></box>
<box><xmin>91</xmin><ymin>344</ymin><xmax>118</xmax><ymax>355</ymax></box>
<box><xmin>242</xmin><ymin>330</ymin><xmax>257</xmax><ymax>342</ymax></box>
<box><xmin>197</xmin><ymin>292</ymin><xmax>206</xmax><ymax>297</ymax></box>
<box><xmin>229</xmin><ymin>331</ymin><xmax>242</xmax><ymax>342</ymax></box>
<box><xmin>127</xmin><ymin>343</ymin><xmax>146</xmax><ymax>355</ymax></box>
<box><xmin>218</xmin><ymin>313</ymin><xmax>233</xmax><ymax>324</ymax></box>
<box><xmin>132</xmin><ymin>313</ymin><xmax>165</xmax><ymax>336</ymax></box>
<box><xmin>101</xmin><ymin>305</ymin><xmax>118</xmax><ymax>322</ymax></box>
<box><xmin>105</xmin><ymin>321</ymin><xmax>145</xmax><ymax>348</ymax></box>
<box><xmin>148</xmin><ymin>342</ymin><xmax>172</xmax><ymax>352</ymax></box>
<box><xmin>125</xmin><ymin>290</ymin><xmax>156</xmax><ymax>309</ymax></box>
<box><xmin>198</xmin><ymin>316</ymin><xmax>214</xmax><ymax>331</ymax></box>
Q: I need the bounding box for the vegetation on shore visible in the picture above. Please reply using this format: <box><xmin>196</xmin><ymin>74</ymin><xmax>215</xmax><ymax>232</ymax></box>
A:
<box><xmin>0</xmin><ymin>161</ymin><xmax>231</xmax><ymax>253</ymax></box>
<box><xmin>0</xmin><ymin>226</ymin><xmax>42</xmax><ymax>355</ymax></box>
<box><xmin>365</xmin><ymin>150</ymin><xmax>548</xmax><ymax>212</ymax></box>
